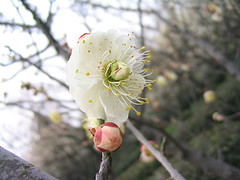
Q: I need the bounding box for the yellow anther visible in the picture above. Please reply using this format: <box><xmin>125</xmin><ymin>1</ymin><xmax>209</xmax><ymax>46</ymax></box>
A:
<box><xmin>90</xmin><ymin>42</ymin><xmax>92</xmax><ymax>44</ymax></box>
<box><xmin>146</xmin><ymin>100</ymin><xmax>149</xmax><ymax>104</ymax></box>
<box><xmin>142</xmin><ymin>46</ymin><xmax>146</xmax><ymax>49</ymax></box>
<box><xmin>133</xmin><ymin>82</ymin><xmax>136</xmax><ymax>84</ymax></box>
<box><xmin>97</xmin><ymin>66</ymin><xmax>100</xmax><ymax>69</ymax></box>
<box><xmin>137</xmin><ymin>112</ymin><xmax>141</xmax><ymax>116</ymax></box>
<box><xmin>107</xmin><ymin>88</ymin><xmax>111</xmax><ymax>91</ymax></box>
<box><xmin>140</xmin><ymin>101</ymin><xmax>144</xmax><ymax>105</ymax></box>
<box><xmin>148</xmin><ymin>55</ymin><xmax>152</xmax><ymax>59</ymax></box>
<box><xmin>153</xmin><ymin>79</ymin><xmax>157</xmax><ymax>83</ymax></box>
<box><xmin>88</xmin><ymin>99</ymin><xmax>92</xmax><ymax>103</ymax></box>
<box><xmin>129</xmin><ymin>91</ymin><xmax>133</xmax><ymax>95</ymax></box>
<box><xmin>75</xmin><ymin>69</ymin><xmax>79</xmax><ymax>73</ymax></box>
<box><xmin>131</xmin><ymin>55</ymin><xmax>134</xmax><ymax>58</ymax></box>
<box><xmin>114</xmin><ymin>59</ymin><xmax>117</xmax><ymax>62</ymax></box>
<box><xmin>144</xmin><ymin>68</ymin><xmax>149</xmax><ymax>72</ymax></box>
<box><xmin>82</xmin><ymin>40</ymin><xmax>85</xmax><ymax>43</ymax></box>
<box><xmin>145</xmin><ymin>97</ymin><xmax>149</xmax><ymax>101</ymax></box>
<box><xmin>88</xmin><ymin>50</ymin><xmax>90</xmax><ymax>53</ymax></box>
<box><xmin>109</xmin><ymin>50</ymin><xmax>112</xmax><ymax>53</ymax></box>
<box><xmin>122</xmin><ymin>82</ymin><xmax>126</xmax><ymax>85</ymax></box>
<box><xmin>116</xmin><ymin>93</ymin><xmax>121</xmax><ymax>96</ymax></box>
<box><xmin>85</xmin><ymin>72</ymin><xmax>90</xmax><ymax>76</ymax></box>
<box><xmin>129</xmin><ymin>106</ymin><xmax>133</xmax><ymax>110</ymax></box>
<box><xmin>133</xmin><ymin>46</ymin><xmax>136</xmax><ymax>48</ymax></box>
<box><xmin>125</xmin><ymin>107</ymin><xmax>128</xmax><ymax>111</ymax></box>
<box><xmin>148</xmin><ymin>87</ymin><xmax>152</xmax><ymax>90</ymax></box>
<box><xmin>99</xmin><ymin>61</ymin><xmax>102</xmax><ymax>64</ymax></box>
<box><xmin>138</xmin><ymin>96</ymin><xmax>141</xmax><ymax>100</ymax></box>
<box><xmin>99</xmin><ymin>48</ymin><xmax>101</xmax><ymax>51</ymax></box>
<box><xmin>130</xmin><ymin>45</ymin><xmax>133</xmax><ymax>48</ymax></box>
<box><xmin>147</xmin><ymin>84</ymin><xmax>152</xmax><ymax>87</ymax></box>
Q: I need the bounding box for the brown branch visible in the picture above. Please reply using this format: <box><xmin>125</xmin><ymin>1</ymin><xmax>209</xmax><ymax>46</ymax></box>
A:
<box><xmin>0</xmin><ymin>146</ymin><xmax>57</xmax><ymax>180</ymax></box>
<box><xmin>6</xmin><ymin>46</ymin><xmax>68</xmax><ymax>89</ymax></box>
<box><xmin>95</xmin><ymin>152</ymin><xmax>112</xmax><ymax>180</ymax></box>
<box><xmin>20</xmin><ymin>0</ymin><xmax>69</xmax><ymax>60</ymax></box>
<box><xmin>126</xmin><ymin>120</ymin><xmax>185</xmax><ymax>180</ymax></box>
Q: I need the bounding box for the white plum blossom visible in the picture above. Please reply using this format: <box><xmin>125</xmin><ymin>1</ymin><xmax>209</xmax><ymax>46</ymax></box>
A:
<box><xmin>67</xmin><ymin>29</ymin><xmax>154</xmax><ymax>124</ymax></box>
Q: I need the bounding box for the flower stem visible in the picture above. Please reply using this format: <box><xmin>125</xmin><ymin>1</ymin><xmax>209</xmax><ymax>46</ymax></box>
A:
<box><xmin>95</xmin><ymin>119</ymin><xmax>112</xmax><ymax>180</ymax></box>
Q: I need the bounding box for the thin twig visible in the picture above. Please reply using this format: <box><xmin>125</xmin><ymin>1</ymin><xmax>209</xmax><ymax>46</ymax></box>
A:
<box><xmin>126</xmin><ymin>120</ymin><xmax>185</xmax><ymax>180</ymax></box>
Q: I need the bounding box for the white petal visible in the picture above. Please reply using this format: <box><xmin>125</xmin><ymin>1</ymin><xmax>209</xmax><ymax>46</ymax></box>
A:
<box><xmin>70</xmin><ymin>82</ymin><xmax>106</xmax><ymax>119</ymax></box>
<box><xmin>99</xmin><ymin>89</ymin><xmax>129</xmax><ymax>124</ymax></box>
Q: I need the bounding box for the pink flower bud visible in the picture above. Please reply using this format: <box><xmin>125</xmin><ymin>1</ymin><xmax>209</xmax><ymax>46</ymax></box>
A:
<box><xmin>92</xmin><ymin>122</ymin><xmax>123</xmax><ymax>152</ymax></box>
<box><xmin>140</xmin><ymin>140</ymin><xmax>158</xmax><ymax>156</ymax></box>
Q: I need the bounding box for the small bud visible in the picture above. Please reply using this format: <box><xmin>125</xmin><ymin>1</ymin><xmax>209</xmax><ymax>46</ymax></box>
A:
<box><xmin>93</xmin><ymin>122</ymin><xmax>123</xmax><ymax>152</ymax></box>
<box><xmin>165</xmin><ymin>71</ymin><xmax>178</xmax><ymax>81</ymax></box>
<box><xmin>49</xmin><ymin>110</ymin><xmax>62</xmax><ymax>123</ymax></box>
<box><xmin>204</xmin><ymin>90</ymin><xmax>215</xmax><ymax>104</ymax></box>
<box><xmin>111</xmin><ymin>62</ymin><xmax>130</xmax><ymax>81</ymax></box>
<box><xmin>212</xmin><ymin>112</ymin><xmax>225</xmax><ymax>122</ymax></box>
<box><xmin>156</xmin><ymin>75</ymin><xmax>167</xmax><ymax>86</ymax></box>
<box><xmin>140</xmin><ymin>140</ymin><xmax>158</xmax><ymax>162</ymax></box>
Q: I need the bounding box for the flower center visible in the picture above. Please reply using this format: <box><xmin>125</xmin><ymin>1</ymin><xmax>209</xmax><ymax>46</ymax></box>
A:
<box><xmin>110</xmin><ymin>62</ymin><xmax>130</xmax><ymax>81</ymax></box>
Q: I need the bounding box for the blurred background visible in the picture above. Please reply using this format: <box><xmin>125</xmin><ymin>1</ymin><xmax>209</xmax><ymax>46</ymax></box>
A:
<box><xmin>0</xmin><ymin>0</ymin><xmax>240</xmax><ymax>179</ymax></box>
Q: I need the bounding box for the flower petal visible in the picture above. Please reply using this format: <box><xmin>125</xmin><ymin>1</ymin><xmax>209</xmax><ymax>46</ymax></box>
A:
<box><xmin>70</xmin><ymin>82</ymin><xmax>106</xmax><ymax>119</ymax></box>
<box><xmin>99</xmin><ymin>89</ymin><xmax>129</xmax><ymax>124</ymax></box>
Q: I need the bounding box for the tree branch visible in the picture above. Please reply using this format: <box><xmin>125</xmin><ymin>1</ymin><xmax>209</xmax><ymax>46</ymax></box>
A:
<box><xmin>126</xmin><ymin>120</ymin><xmax>185</xmax><ymax>180</ymax></box>
<box><xmin>0</xmin><ymin>146</ymin><xmax>57</xmax><ymax>180</ymax></box>
<box><xmin>20</xmin><ymin>0</ymin><xmax>69</xmax><ymax>60</ymax></box>
<box><xmin>95</xmin><ymin>152</ymin><xmax>112</xmax><ymax>180</ymax></box>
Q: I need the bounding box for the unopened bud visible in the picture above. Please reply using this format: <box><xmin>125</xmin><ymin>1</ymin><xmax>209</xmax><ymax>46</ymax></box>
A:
<box><xmin>140</xmin><ymin>140</ymin><xmax>158</xmax><ymax>162</ymax></box>
<box><xmin>92</xmin><ymin>122</ymin><xmax>123</xmax><ymax>152</ymax></box>
<box><xmin>111</xmin><ymin>62</ymin><xmax>130</xmax><ymax>80</ymax></box>
<box><xmin>204</xmin><ymin>90</ymin><xmax>215</xmax><ymax>104</ymax></box>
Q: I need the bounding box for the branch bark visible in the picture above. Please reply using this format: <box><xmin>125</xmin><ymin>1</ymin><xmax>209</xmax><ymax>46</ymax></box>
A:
<box><xmin>0</xmin><ymin>146</ymin><xmax>57</xmax><ymax>180</ymax></box>
<box><xmin>95</xmin><ymin>152</ymin><xmax>112</xmax><ymax>180</ymax></box>
<box><xmin>20</xmin><ymin>0</ymin><xmax>69</xmax><ymax>60</ymax></box>
<box><xmin>126</xmin><ymin>120</ymin><xmax>185</xmax><ymax>180</ymax></box>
